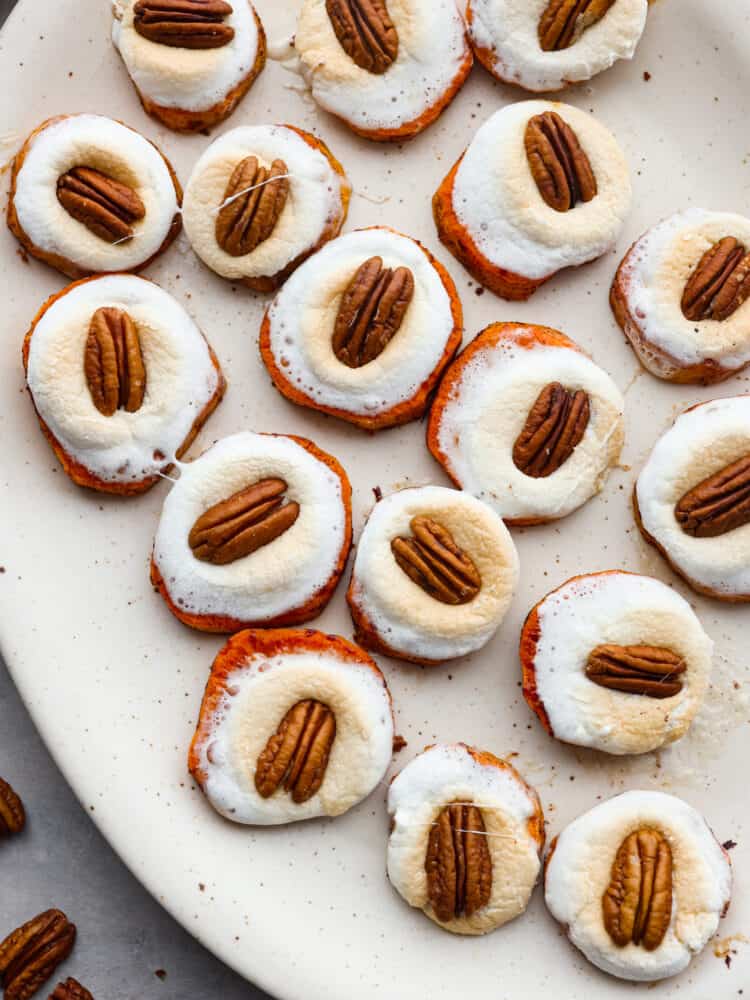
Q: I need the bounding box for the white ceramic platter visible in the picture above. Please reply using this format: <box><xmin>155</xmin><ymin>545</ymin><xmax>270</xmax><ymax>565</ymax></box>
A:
<box><xmin>1</xmin><ymin>1</ymin><xmax>749</xmax><ymax>996</ymax></box>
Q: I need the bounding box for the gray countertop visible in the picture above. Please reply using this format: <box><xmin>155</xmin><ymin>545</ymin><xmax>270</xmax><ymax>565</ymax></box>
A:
<box><xmin>0</xmin><ymin>1</ymin><xmax>268</xmax><ymax>995</ymax></box>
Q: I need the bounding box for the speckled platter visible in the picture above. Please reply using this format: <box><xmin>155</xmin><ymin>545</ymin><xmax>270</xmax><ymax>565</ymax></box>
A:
<box><xmin>1</xmin><ymin>2</ymin><xmax>749</xmax><ymax>997</ymax></box>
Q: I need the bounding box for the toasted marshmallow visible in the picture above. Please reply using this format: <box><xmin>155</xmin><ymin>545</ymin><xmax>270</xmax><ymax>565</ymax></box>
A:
<box><xmin>152</xmin><ymin>431</ymin><xmax>351</xmax><ymax>629</ymax></box>
<box><xmin>428</xmin><ymin>324</ymin><xmax>624</xmax><ymax>524</ymax></box>
<box><xmin>293</xmin><ymin>0</ymin><xmax>472</xmax><ymax>139</ymax></box>
<box><xmin>521</xmin><ymin>572</ymin><xmax>713</xmax><ymax>755</ymax></box>
<box><xmin>466</xmin><ymin>0</ymin><xmax>647</xmax><ymax>92</ymax></box>
<box><xmin>387</xmin><ymin>744</ymin><xmax>544</xmax><ymax>935</ymax></box>
<box><xmin>347</xmin><ymin>486</ymin><xmax>519</xmax><ymax>664</ymax></box>
<box><xmin>635</xmin><ymin>395</ymin><xmax>750</xmax><ymax>600</ymax></box>
<box><xmin>612</xmin><ymin>209</ymin><xmax>750</xmax><ymax>382</ymax></box>
<box><xmin>182</xmin><ymin>124</ymin><xmax>350</xmax><ymax>288</ymax></box>
<box><xmin>450</xmin><ymin>101</ymin><xmax>631</xmax><ymax>283</ymax></box>
<box><xmin>24</xmin><ymin>275</ymin><xmax>223</xmax><ymax>490</ymax></box>
<box><xmin>112</xmin><ymin>0</ymin><xmax>264</xmax><ymax>119</ymax></box>
<box><xmin>260</xmin><ymin>228</ymin><xmax>461</xmax><ymax>430</ymax></box>
<box><xmin>545</xmin><ymin>790</ymin><xmax>732</xmax><ymax>981</ymax></box>
<box><xmin>189</xmin><ymin>629</ymin><xmax>394</xmax><ymax>825</ymax></box>
<box><xmin>9</xmin><ymin>114</ymin><xmax>180</xmax><ymax>277</ymax></box>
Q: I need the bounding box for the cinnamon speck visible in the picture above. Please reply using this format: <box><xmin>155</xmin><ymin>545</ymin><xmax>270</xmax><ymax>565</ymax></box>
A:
<box><xmin>644</xmin><ymin>71</ymin><xmax>652</xmax><ymax>81</ymax></box>
<box><xmin>154</xmin><ymin>970</ymin><xmax>167</xmax><ymax>981</ymax></box>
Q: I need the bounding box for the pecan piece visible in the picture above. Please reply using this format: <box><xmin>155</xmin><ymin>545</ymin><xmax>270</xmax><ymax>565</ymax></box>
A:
<box><xmin>675</xmin><ymin>455</ymin><xmax>750</xmax><ymax>537</ymax></box>
<box><xmin>255</xmin><ymin>700</ymin><xmax>336</xmax><ymax>803</ymax></box>
<box><xmin>215</xmin><ymin>156</ymin><xmax>289</xmax><ymax>257</ymax></box>
<box><xmin>538</xmin><ymin>0</ymin><xmax>616</xmax><ymax>51</ymax></box>
<box><xmin>0</xmin><ymin>910</ymin><xmax>76</xmax><ymax>1000</ymax></box>
<box><xmin>586</xmin><ymin>644</ymin><xmax>686</xmax><ymax>698</ymax></box>
<box><xmin>326</xmin><ymin>0</ymin><xmax>398</xmax><ymax>74</ymax></box>
<box><xmin>681</xmin><ymin>237</ymin><xmax>750</xmax><ymax>321</ymax></box>
<box><xmin>391</xmin><ymin>516</ymin><xmax>481</xmax><ymax>606</ymax></box>
<box><xmin>84</xmin><ymin>307</ymin><xmax>146</xmax><ymax>417</ymax></box>
<box><xmin>603</xmin><ymin>828</ymin><xmax>672</xmax><ymax>951</ymax></box>
<box><xmin>332</xmin><ymin>256</ymin><xmax>414</xmax><ymax>368</ymax></box>
<box><xmin>133</xmin><ymin>0</ymin><xmax>235</xmax><ymax>49</ymax></box>
<box><xmin>0</xmin><ymin>778</ymin><xmax>25</xmax><ymax>837</ymax></box>
<box><xmin>57</xmin><ymin>167</ymin><xmax>145</xmax><ymax>244</ymax></box>
<box><xmin>426</xmin><ymin>802</ymin><xmax>492</xmax><ymax>923</ymax></box>
<box><xmin>189</xmin><ymin>478</ymin><xmax>300</xmax><ymax>565</ymax></box>
<box><xmin>513</xmin><ymin>382</ymin><xmax>590</xmax><ymax>477</ymax></box>
<box><xmin>49</xmin><ymin>979</ymin><xmax>94</xmax><ymax>1000</ymax></box>
<box><xmin>525</xmin><ymin>112</ymin><xmax>597</xmax><ymax>212</ymax></box>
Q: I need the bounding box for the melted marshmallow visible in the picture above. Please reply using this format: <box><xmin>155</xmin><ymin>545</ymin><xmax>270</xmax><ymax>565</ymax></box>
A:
<box><xmin>529</xmin><ymin>572</ymin><xmax>712</xmax><ymax>754</ymax></box>
<box><xmin>636</xmin><ymin>395</ymin><xmax>750</xmax><ymax>598</ymax></box>
<box><xmin>265</xmin><ymin>229</ymin><xmax>456</xmax><ymax>417</ymax></box>
<box><xmin>452</xmin><ymin>101</ymin><xmax>631</xmax><ymax>280</ymax></box>
<box><xmin>387</xmin><ymin>744</ymin><xmax>542</xmax><ymax>935</ymax></box>
<box><xmin>112</xmin><ymin>0</ymin><xmax>262</xmax><ymax>112</ymax></box>
<box><xmin>350</xmin><ymin>486</ymin><xmax>519</xmax><ymax>662</ymax></box>
<box><xmin>434</xmin><ymin>328</ymin><xmax>624</xmax><ymax>522</ymax></box>
<box><xmin>12</xmin><ymin>114</ymin><xmax>178</xmax><ymax>274</ymax></box>
<box><xmin>153</xmin><ymin>432</ymin><xmax>348</xmax><ymax>622</ymax></box>
<box><xmin>617</xmin><ymin>209</ymin><xmax>750</xmax><ymax>376</ymax></box>
<box><xmin>182</xmin><ymin>125</ymin><xmax>348</xmax><ymax>282</ymax></box>
<box><xmin>195</xmin><ymin>647</ymin><xmax>393</xmax><ymax>825</ymax></box>
<box><xmin>466</xmin><ymin>0</ymin><xmax>647</xmax><ymax>92</ymax></box>
<box><xmin>545</xmin><ymin>790</ymin><xmax>732</xmax><ymax>981</ymax></box>
<box><xmin>26</xmin><ymin>275</ymin><xmax>221</xmax><ymax>484</ymax></box>
<box><xmin>294</xmin><ymin>0</ymin><xmax>469</xmax><ymax>134</ymax></box>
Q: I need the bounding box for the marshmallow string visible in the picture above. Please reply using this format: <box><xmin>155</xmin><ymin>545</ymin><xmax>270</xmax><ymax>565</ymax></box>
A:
<box><xmin>212</xmin><ymin>173</ymin><xmax>296</xmax><ymax>216</ymax></box>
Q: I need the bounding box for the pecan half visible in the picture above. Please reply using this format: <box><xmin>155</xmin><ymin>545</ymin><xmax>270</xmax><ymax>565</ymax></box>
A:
<box><xmin>681</xmin><ymin>237</ymin><xmax>750</xmax><ymax>322</ymax></box>
<box><xmin>84</xmin><ymin>307</ymin><xmax>146</xmax><ymax>417</ymax></box>
<box><xmin>0</xmin><ymin>910</ymin><xmax>76</xmax><ymax>1000</ymax></box>
<box><xmin>525</xmin><ymin>112</ymin><xmax>597</xmax><ymax>212</ymax></box>
<box><xmin>326</xmin><ymin>0</ymin><xmax>398</xmax><ymax>74</ymax></box>
<box><xmin>188</xmin><ymin>478</ymin><xmax>299</xmax><ymax>565</ymax></box>
<box><xmin>391</xmin><ymin>516</ymin><xmax>481</xmax><ymax>605</ymax></box>
<box><xmin>133</xmin><ymin>0</ymin><xmax>235</xmax><ymax>49</ymax></box>
<box><xmin>513</xmin><ymin>382</ymin><xmax>590</xmax><ymax>477</ymax></box>
<box><xmin>675</xmin><ymin>455</ymin><xmax>750</xmax><ymax>538</ymax></box>
<box><xmin>426</xmin><ymin>802</ymin><xmax>492</xmax><ymax>923</ymax></box>
<box><xmin>603</xmin><ymin>828</ymin><xmax>672</xmax><ymax>951</ymax></box>
<box><xmin>0</xmin><ymin>777</ymin><xmax>25</xmax><ymax>837</ymax></box>
<box><xmin>57</xmin><ymin>167</ymin><xmax>145</xmax><ymax>244</ymax></box>
<box><xmin>49</xmin><ymin>979</ymin><xmax>94</xmax><ymax>1000</ymax></box>
<box><xmin>538</xmin><ymin>0</ymin><xmax>616</xmax><ymax>51</ymax></box>
<box><xmin>255</xmin><ymin>700</ymin><xmax>336</xmax><ymax>803</ymax></box>
<box><xmin>586</xmin><ymin>644</ymin><xmax>686</xmax><ymax>698</ymax></box>
<box><xmin>215</xmin><ymin>156</ymin><xmax>289</xmax><ymax>257</ymax></box>
<box><xmin>332</xmin><ymin>256</ymin><xmax>414</xmax><ymax>368</ymax></box>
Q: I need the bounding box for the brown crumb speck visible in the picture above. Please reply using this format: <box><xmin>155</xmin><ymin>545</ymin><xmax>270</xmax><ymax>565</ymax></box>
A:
<box><xmin>643</xmin><ymin>71</ymin><xmax>652</xmax><ymax>81</ymax></box>
<box><xmin>155</xmin><ymin>970</ymin><xmax>167</xmax><ymax>981</ymax></box>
